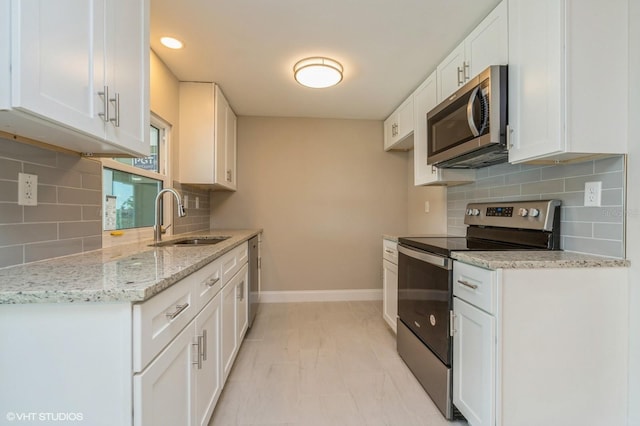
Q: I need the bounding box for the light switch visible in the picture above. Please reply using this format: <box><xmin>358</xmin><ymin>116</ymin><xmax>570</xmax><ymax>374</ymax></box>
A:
<box><xmin>424</xmin><ymin>201</ymin><xmax>430</xmax><ymax>213</ymax></box>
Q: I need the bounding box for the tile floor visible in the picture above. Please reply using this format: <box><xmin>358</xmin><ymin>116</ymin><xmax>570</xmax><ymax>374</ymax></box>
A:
<box><xmin>209</xmin><ymin>301</ymin><xmax>468</xmax><ymax>426</ymax></box>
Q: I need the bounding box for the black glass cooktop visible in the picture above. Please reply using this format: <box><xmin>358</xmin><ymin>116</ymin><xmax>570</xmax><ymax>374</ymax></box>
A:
<box><xmin>398</xmin><ymin>236</ymin><xmax>542</xmax><ymax>257</ymax></box>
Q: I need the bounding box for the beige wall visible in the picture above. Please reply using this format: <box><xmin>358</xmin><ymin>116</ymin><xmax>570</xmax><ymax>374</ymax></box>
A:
<box><xmin>210</xmin><ymin>117</ymin><xmax>410</xmax><ymax>292</ymax></box>
<box><xmin>150</xmin><ymin>50</ymin><xmax>180</xmax><ymax>177</ymax></box>
<box><xmin>406</xmin><ymin>150</ymin><xmax>447</xmax><ymax>235</ymax></box>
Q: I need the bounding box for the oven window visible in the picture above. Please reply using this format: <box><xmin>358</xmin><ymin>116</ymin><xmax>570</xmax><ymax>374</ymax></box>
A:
<box><xmin>398</xmin><ymin>248</ymin><xmax>452</xmax><ymax>366</ymax></box>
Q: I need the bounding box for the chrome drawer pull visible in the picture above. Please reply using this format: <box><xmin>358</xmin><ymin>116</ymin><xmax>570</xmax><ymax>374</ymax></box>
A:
<box><xmin>205</xmin><ymin>276</ymin><xmax>220</xmax><ymax>287</ymax></box>
<box><xmin>458</xmin><ymin>279</ymin><xmax>478</xmax><ymax>290</ymax></box>
<box><xmin>202</xmin><ymin>329</ymin><xmax>207</xmax><ymax>361</ymax></box>
<box><xmin>166</xmin><ymin>303</ymin><xmax>189</xmax><ymax>320</ymax></box>
<box><xmin>384</xmin><ymin>249</ymin><xmax>395</xmax><ymax>255</ymax></box>
<box><xmin>192</xmin><ymin>335</ymin><xmax>203</xmax><ymax>369</ymax></box>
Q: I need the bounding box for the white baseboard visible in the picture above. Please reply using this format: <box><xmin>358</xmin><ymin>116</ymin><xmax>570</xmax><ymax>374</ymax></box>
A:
<box><xmin>260</xmin><ymin>289</ymin><xmax>383</xmax><ymax>303</ymax></box>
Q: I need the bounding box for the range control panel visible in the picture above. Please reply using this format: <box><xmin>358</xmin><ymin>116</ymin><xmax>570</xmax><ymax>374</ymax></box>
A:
<box><xmin>464</xmin><ymin>200</ymin><xmax>561</xmax><ymax>231</ymax></box>
<box><xmin>485</xmin><ymin>206</ymin><xmax>513</xmax><ymax>217</ymax></box>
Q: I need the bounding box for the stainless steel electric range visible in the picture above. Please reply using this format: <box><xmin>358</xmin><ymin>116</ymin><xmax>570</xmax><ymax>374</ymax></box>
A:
<box><xmin>396</xmin><ymin>199</ymin><xmax>561</xmax><ymax>420</ymax></box>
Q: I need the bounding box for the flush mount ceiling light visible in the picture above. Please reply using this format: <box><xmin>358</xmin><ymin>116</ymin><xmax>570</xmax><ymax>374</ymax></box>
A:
<box><xmin>160</xmin><ymin>36</ymin><xmax>184</xmax><ymax>49</ymax></box>
<box><xmin>293</xmin><ymin>57</ymin><xmax>343</xmax><ymax>88</ymax></box>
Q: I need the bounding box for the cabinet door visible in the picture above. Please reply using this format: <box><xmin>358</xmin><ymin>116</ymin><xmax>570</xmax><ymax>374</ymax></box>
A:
<box><xmin>382</xmin><ymin>259</ymin><xmax>398</xmax><ymax>334</ymax></box>
<box><xmin>179</xmin><ymin>82</ymin><xmax>216</xmax><ymax>184</ymax></box>
<box><xmin>396</xmin><ymin>96</ymin><xmax>414</xmax><ymax>142</ymax></box>
<box><xmin>223</xmin><ymin>104</ymin><xmax>237</xmax><ymax>190</ymax></box>
<box><xmin>383</xmin><ymin>113</ymin><xmax>397</xmax><ymax>151</ymax></box>
<box><xmin>507</xmin><ymin>0</ymin><xmax>564</xmax><ymax>163</ymax></box>
<box><xmin>214</xmin><ymin>85</ymin><xmax>229</xmax><ymax>187</ymax></box>
<box><xmin>104</xmin><ymin>0</ymin><xmax>149</xmax><ymax>156</ymax></box>
<box><xmin>195</xmin><ymin>293</ymin><xmax>223</xmax><ymax>426</ymax></box>
<box><xmin>221</xmin><ymin>275</ymin><xmax>238</xmax><ymax>380</ymax></box>
<box><xmin>436</xmin><ymin>42</ymin><xmax>465</xmax><ymax>102</ymax></box>
<box><xmin>10</xmin><ymin>0</ymin><xmax>106</xmax><ymax>139</ymax></box>
<box><xmin>236</xmin><ymin>264</ymin><xmax>249</xmax><ymax>342</ymax></box>
<box><xmin>465</xmin><ymin>0</ymin><xmax>508</xmax><ymax>78</ymax></box>
<box><xmin>413</xmin><ymin>72</ymin><xmax>438</xmax><ymax>185</ymax></box>
<box><xmin>453</xmin><ymin>297</ymin><xmax>495</xmax><ymax>426</ymax></box>
<box><xmin>134</xmin><ymin>322</ymin><xmax>196</xmax><ymax>426</ymax></box>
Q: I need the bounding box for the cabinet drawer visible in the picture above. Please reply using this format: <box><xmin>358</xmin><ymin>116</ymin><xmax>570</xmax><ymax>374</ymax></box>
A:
<box><xmin>383</xmin><ymin>239</ymin><xmax>398</xmax><ymax>264</ymax></box>
<box><xmin>453</xmin><ymin>261</ymin><xmax>497</xmax><ymax>314</ymax></box>
<box><xmin>221</xmin><ymin>243</ymin><xmax>248</xmax><ymax>284</ymax></box>
<box><xmin>192</xmin><ymin>257</ymin><xmax>223</xmax><ymax>312</ymax></box>
<box><xmin>133</xmin><ymin>277</ymin><xmax>196</xmax><ymax>372</ymax></box>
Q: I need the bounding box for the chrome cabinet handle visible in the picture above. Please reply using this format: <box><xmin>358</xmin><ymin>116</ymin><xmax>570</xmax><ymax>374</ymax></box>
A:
<box><xmin>457</xmin><ymin>66</ymin><xmax>463</xmax><ymax>85</ymax></box>
<box><xmin>192</xmin><ymin>335</ymin><xmax>203</xmax><ymax>369</ymax></box>
<box><xmin>384</xmin><ymin>249</ymin><xmax>395</xmax><ymax>255</ymax></box>
<box><xmin>205</xmin><ymin>276</ymin><xmax>220</xmax><ymax>288</ymax></box>
<box><xmin>463</xmin><ymin>61</ymin><xmax>470</xmax><ymax>81</ymax></box>
<box><xmin>226</xmin><ymin>169</ymin><xmax>232</xmax><ymax>182</ymax></box>
<box><xmin>166</xmin><ymin>303</ymin><xmax>189</xmax><ymax>320</ymax></box>
<box><xmin>98</xmin><ymin>86</ymin><xmax>109</xmax><ymax>122</ymax></box>
<box><xmin>237</xmin><ymin>281</ymin><xmax>245</xmax><ymax>301</ymax></box>
<box><xmin>457</xmin><ymin>279</ymin><xmax>478</xmax><ymax>290</ymax></box>
<box><xmin>202</xmin><ymin>329</ymin><xmax>207</xmax><ymax>361</ymax></box>
<box><xmin>450</xmin><ymin>311</ymin><xmax>456</xmax><ymax>336</ymax></box>
<box><xmin>109</xmin><ymin>93</ymin><xmax>120</xmax><ymax>127</ymax></box>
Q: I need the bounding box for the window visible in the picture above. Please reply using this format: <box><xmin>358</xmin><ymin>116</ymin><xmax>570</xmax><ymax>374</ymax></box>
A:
<box><xmin>102</xmin><ymin>114</ymin><xmax>171</xmax><ymax>236</ymax></box>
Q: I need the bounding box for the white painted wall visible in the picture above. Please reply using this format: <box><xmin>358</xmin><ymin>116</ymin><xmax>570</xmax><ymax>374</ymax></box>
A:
<box><xmin>627</xmin><ymin>0</ymin><xmax>640</xmax><ymax>423</ymax></box>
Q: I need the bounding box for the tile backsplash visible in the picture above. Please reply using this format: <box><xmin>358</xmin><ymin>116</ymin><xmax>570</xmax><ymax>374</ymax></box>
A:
<box><xmin>0</xmin><ymin>138</ymin><xmax>102</xmax><ymax>268</ymax></box>
<box><xmin>0</xmin><ymin>138</ymin><xmax>212</xmax><ymax>268</ymax></box>
<box><xmin>447</xmin><ymin>155</ymin><xmax>626</xmax><ymax>258</ymax></box>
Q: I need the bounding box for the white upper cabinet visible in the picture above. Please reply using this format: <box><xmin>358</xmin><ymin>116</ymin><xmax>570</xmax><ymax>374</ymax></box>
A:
<box><xmin>508</xmin><ymin>0</ymin><xmax>628</xmax><ymax>164</ymax></box>
<box><xmin>413</xmin><ymin>71</ymin><xmax>475</xmax><ymax>185</ymax></box>
<box><xmin>437</xmin><ymin>0</ymin><xmax>508</xmax><ymax>102</ymax></box>
<box><xmin>179</xmin><ymin>83</ymin><xmax>237</xmax><ymax>191</ymax></box>
<box><xmin>383</xmin><ymin>95</ymin><xmax>414</xmax><ymax>151</ymax></box>
<box><xmin>0</xmin><ymin>0</ymin><xmax>150</xmax><ymax>156</ymax></box>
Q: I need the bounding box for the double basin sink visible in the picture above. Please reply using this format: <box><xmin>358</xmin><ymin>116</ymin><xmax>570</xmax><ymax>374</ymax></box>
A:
<box><xmin>150</xmin><ymin>236</ymin><xmax>230</xmax><ymax>247</ymax></box>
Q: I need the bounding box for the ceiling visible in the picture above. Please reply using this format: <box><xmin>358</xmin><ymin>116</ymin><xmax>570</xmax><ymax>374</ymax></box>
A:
<box><xmin>150</xmin><ymin>0</ymin><xmax>501</xmax><ymax>120</ymax></box>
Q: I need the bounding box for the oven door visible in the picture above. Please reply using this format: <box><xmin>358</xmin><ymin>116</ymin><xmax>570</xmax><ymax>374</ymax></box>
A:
<box><xmin>397</xmin><ymin>244</ymin><xmax>452</xmax><ymax>366</ymax></box>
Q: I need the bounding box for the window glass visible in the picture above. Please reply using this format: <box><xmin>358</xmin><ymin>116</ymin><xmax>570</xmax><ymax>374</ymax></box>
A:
<box><xmin>115</xmin><ymin>125</ymin><xmax>161</xmax><ymax>173</ymax></box>
<box><xmin>103</xmin><ymin>168</ymin><xmax>162</xmax><ymax>230</ymax></box>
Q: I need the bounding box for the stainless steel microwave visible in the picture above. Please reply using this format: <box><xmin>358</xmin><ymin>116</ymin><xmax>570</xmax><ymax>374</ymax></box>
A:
<box><xmin>427</xmin><ymin>65</ymin><xmax>507</xmax><ymax>168</ymax></box>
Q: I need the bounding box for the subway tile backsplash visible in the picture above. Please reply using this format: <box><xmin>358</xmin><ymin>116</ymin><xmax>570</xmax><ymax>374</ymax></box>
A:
<box><xmin>447</xmin><ymin>155</ymin><xmax>626</xmax><ymax>258</ymax></box>
<box><xmin>0</xmin><ymin>138</ymin><xmax>213</xmax><ymax>268</ymax></box>
<box><xmin>0</xmin><ymin>138</ymin><xmax>103</xmax><ymax>268</ymax></box>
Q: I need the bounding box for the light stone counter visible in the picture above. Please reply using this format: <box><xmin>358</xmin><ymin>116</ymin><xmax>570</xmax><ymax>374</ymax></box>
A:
<box><xmin>452</xmin><ymin>250</ymin><xmax>630</xmax><ymax>270</ymax></box>
<box><xmin>0</xmin><ymin>229</ymin><xmax>261</xmax><ymax>304</ymax></box>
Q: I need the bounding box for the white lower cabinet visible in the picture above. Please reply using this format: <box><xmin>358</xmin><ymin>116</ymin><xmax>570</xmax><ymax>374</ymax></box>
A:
<box><xmin>134</xmin><ymin>321</ymin><xmax>197</xmax><ymax>426</ymax></box>
<box><xmin>222</xmin><ymin>263</ymin><xmax>249</xmax><ymax>380</ymax></box>
<box><xmin>452</xmin><ymin>260</ymin><xmax>629</xmax><ymax>426</ymax></box>
<box><xmin>0</xmin><ymin>241</ymin><xmax>252</xmax><ymax>426</ymax></box>
<box><xmin>452</xmin><ymin>297</ymin><xmax>495</xmax><ymax>426</ymax></box>
<box><xmin>382</xmin><ymin>238</ymin><xmax>398</xmax><ymax>333</ymax></box>
<box><xmin>195</xmin><ymin>293</ymin><xmax>223</xmax><ymax>426</ymax></box>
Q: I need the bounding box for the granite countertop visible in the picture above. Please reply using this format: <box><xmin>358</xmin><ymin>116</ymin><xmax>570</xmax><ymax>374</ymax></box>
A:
<box><xmin>0</xmin><ymin>229</ymin><xmax>261</xmax><ymax>304</ymax></box>
<box><xmin>452</xmin><ymin>250</ymin><xmax>630</xmax><ymax>270</ymax></box>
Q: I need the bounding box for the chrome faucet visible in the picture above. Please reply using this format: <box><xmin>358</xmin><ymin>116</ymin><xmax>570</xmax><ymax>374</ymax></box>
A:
<box><xmin>154</xmin><ymin>188</ymin><xmax>187</xmax><ymax>242</ymax></box>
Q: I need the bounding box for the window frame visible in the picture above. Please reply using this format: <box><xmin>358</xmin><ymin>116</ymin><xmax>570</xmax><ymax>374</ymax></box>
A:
<box><xmin>101</xmin><ymin>113</ymin><xmax>173</xmax><ymax>247</ymax></box>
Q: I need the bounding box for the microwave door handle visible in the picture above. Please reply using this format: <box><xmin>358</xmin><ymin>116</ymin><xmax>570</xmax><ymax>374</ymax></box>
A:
<box><xmin>466</xmin><ymin>86</ymin><xmax>481</xmax><ymax>137</ymax></box>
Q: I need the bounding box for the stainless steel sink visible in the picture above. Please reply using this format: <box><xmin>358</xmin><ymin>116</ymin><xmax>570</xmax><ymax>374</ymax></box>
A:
<box><xmin>150</xmin><ymin>236</ymin><xmax>230</xmax><ymax>247</ymax></box>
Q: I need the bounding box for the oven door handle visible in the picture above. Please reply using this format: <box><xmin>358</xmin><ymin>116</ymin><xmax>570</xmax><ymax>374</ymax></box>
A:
<box><xmin>398</xmin><ymin>245</ymin><xmax>451</xmax><ymax>270</ymax></box>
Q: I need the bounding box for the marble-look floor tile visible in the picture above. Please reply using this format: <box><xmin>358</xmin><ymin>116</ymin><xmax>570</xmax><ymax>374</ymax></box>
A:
<box><xmin>209</xmin><ymin>301</ymin><xmax>468</xmax><ymax>426</ymax></box>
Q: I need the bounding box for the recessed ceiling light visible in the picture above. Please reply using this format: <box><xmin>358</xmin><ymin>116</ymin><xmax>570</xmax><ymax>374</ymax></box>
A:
<box><xmin>293</xmin><ymin>57</ymin><xmax>343</xmax><ymax>89</ymax></box>
<box><xmin>160</xmin><ymin>36</ymin><xmax>184</xmax><ymax>50</ymax></box>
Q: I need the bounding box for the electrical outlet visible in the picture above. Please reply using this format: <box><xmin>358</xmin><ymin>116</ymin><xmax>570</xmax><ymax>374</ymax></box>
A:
<box><xmin>195</xmin><ymin>197</ymin><xmax>200</xmax><ymax>209</ymax></box>
<box><xmin>183</xmin><ymin>195</ymin><xmax>189</xmax><ymax>208</ymax></box>
<box><xmin>424</xmin><ymin>201</ymin><xmax>430</xmax><ymax>213</ymax></box>
<box><xmin>18</xmin><ymin>173</ymin><xmax>38</xmax><ymax>206</ymax></box>
<box><xmin>584</xmin><ymin>181</ymin><xmax>602</xmax><ymax>207</ymax></box>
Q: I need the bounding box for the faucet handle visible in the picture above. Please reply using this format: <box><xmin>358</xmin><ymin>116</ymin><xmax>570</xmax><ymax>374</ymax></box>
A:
<box><xmin>161</xmin><ymin>224</ymin><xmax>172</xmax><ymax>234</ymax></box>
